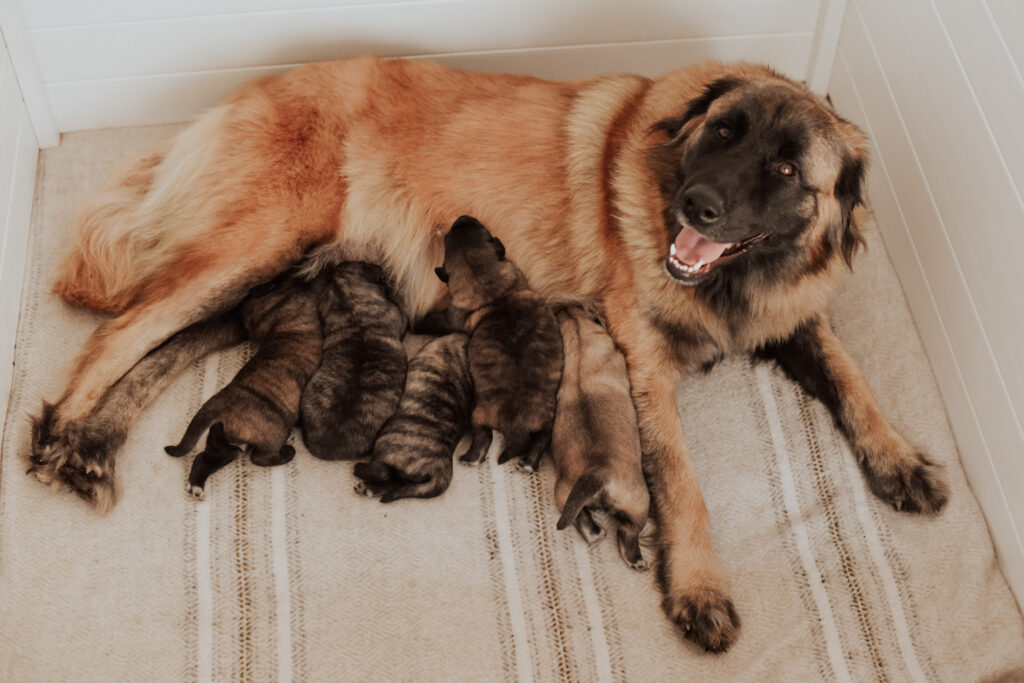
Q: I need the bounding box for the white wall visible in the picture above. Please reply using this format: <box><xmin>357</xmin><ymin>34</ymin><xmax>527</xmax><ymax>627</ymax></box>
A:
<box><xmin>0</xmin><ymin>25</ymin><xmax>40</xmax><ymax>429</ymax></box>
<box><xmin>15</xmin><ymin>0</ymin><xmax>821</xmax><ymax>132</ymax></box>
<box><xmin>827</xmin><ymin>0</ymin><xmax>1024</xmax><ymax>604</ymax></box>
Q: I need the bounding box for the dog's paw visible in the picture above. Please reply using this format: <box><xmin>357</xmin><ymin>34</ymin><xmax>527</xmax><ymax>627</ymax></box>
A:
<box><xmin>662</xmin><ymin>587</ymin><xmax>740</xmax><ymax>653</ymax></box>
<box><xmin>27</xmin><ymin>404</ymin><xmax>118</xmax><ymax>514</ymax></box>
<box><xmin>186</xmin><ymin>482</ymin><xmax>206</xmax><ymax>501</ymax></box>
<box><xmin>861</xmin><ymin>449</ymin><xmax>949</xmax><ymax>514</ymax></box>
<box><xmin>353</xmin><ymin>480</ymin><xmax>374</xmax><ymax>497</ymax></box>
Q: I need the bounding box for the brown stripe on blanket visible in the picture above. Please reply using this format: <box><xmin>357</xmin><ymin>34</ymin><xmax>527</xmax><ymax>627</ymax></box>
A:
<box><xmin>798</xmin><ymin>390</ymin><xmax>889</xmax><ymax>682</ymax></box>
<box><xmin>475</xmin><ymin>462</ymin><xmax>518</xmax><ymax>681</ymax></box>
<box><xmin>285</xmin><ymin>457</ymin><xmax>309</xmax><ymax>681</ymax></box>
<box><xmin>526</xmin><ymin>469</ymin><xmax>577</xmax><ymax>682</ymax></box>
<box><xmin>747</xmin><ymin>364</ymin><xmax>834</xmax><ymax>680</ymax></box>
<box><xmin>233</xmin><ymin>458</ymin><xmax>256</xmax><ymax>681</ymax></box>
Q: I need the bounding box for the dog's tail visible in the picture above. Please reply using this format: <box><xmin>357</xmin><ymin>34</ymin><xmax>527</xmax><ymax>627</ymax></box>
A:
<box><xmin>54</xmin><ymin>106</ymin><xmax>234</xmax><ymax>312</ymax></box>
<box><xmin>557</xmin><ymin>472</ymin><xmax>606</xmax><ymax>531</ymax></box>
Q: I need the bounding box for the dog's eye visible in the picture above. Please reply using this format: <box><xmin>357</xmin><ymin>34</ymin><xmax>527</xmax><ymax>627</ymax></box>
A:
<box><xmin>716</xmin><ymin>125</ymin><xmax>731</xmax><ymax>139</ymax></box>
<box><xmin>778</xmin><ymin>162</ymin><xmax>796</xmax><ymax>177</ymax></box>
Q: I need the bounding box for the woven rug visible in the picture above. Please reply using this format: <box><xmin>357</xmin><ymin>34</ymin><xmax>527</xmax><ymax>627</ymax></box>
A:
<box><xmin>2</xmin><ymin>126</ymin><xmax>1023</xmax><ymax>682</ymax></box>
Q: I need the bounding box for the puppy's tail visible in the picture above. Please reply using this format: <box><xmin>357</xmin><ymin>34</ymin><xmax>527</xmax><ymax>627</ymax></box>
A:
<box><xmin>165</xmin><ymin>401</ymin><xmax>221</xmax><ymax>457</ymax></box>
<box><xmin>557</xmin><ymin>472</ymin><xmax>606</xmax><ymax>531</ymax></box>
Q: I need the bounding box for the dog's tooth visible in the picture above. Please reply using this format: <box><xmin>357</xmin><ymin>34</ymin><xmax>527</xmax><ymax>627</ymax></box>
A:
<box><xmin>670</xmin><ymin>243</ymin><xmax>677</xmax><ymax>256</ymax></box>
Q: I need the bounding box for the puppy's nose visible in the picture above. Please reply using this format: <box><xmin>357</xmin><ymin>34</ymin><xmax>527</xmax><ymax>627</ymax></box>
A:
<box><xmin>451</xmin><ymin>215</ymin><xmax>485</xmax><ymax>231</ymax></box>
<box><xmin>681</xmin><ymin>185</ymin><xmax>724</xmax><ymax>226</ymax></box>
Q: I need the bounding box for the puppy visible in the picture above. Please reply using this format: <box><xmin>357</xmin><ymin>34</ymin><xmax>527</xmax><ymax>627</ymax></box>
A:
<box><xmin>435</xmin><ymin>215</ymin><xmax>562</xmax><ymax>470</ymax></box>
<box><xmin>299</xmin><ymin>262</ymin><xmax>407</xmax><ymax>461</ymax></box>
<box><xmin>165</xmin><ymin>273</ymin><xmax>322</xmax><ymax>498</ymax></box>
<box><xmin>552</xmin><ymin>306</ymin><xmax>649</xmax><ymax>570</ymax></box>
<box><xmin>353</xmin><ymin>333</ymin><xmax>472</xmax><ymax>502</ymax></box>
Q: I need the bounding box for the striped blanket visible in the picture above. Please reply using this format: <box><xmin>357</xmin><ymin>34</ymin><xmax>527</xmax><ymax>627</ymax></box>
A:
<box><xmin>2</xmin><ymin>126</ymin><xmax>1022</xmax><ymax>682</ymax></box>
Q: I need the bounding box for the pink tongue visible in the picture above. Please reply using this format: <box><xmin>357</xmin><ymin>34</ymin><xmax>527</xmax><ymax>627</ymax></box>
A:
<box><xmin>673</xmin><ymin>227</ymin><xmax>732</xmax><ymax>266</ymax></box>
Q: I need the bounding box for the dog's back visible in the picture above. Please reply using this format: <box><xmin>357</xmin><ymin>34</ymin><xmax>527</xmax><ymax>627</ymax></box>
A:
<box><xmin>300</xmin><ymin>262</ymin><xmax>407</xmax><ymax>460</ymax></box>
<box><xmin>553</xmin><ymin>306</ymin><xmax>649</xmax><ymax>570</ymax></box>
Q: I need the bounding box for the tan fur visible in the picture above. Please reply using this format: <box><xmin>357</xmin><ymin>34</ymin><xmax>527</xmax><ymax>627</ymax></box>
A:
<box><xmin>37</xmin><ymin>57</ymin><xmax>908</xmax><ymax>652</ymax></box>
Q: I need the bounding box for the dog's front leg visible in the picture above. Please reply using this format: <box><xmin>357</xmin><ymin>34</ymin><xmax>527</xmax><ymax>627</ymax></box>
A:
<box><xmin>756</xmin><ymin>314</ymin><xmax>949</xmax><ymax>513</ymax></box>
<box><xmin>626</xmin><ymin>340</ymin><xmax>740</xmax><ymax>652</ymax></box>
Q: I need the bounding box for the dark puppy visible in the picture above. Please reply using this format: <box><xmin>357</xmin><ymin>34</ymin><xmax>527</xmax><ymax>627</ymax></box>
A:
<box><xmin>166</xmin><ymin>273</ymin><xmax>322</xmax><ymax>498</ymax></box>
<box><xmin>353</xmin><ymin>333</ymin><xmax>472</xmax><ymax>502</ymax></box>
<box><xmin>299</xmin><ymin>261</ymin><xmax>407</xmax><ymax>461</ymax></box>
<box><xmin>435</xmin><ymin>216</ymin><xmax>563</xmax><ymax>471</ymax></box>
<box><xmin>552</xmin><ymin>306</ymin><xmax>649</xmax><ymax>570</ymax></box>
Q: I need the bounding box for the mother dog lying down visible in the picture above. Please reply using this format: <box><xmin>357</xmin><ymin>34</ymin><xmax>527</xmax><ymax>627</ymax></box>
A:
<box><xmin>31</xmin><ymin>56</ymin><xmax>949</xmax><ymax>652</ymax></box>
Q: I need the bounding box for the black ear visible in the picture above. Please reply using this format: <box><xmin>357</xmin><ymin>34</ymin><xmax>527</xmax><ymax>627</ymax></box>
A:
<box><xmin>652</xmin><ymin>76</ymin><xmax>744</xmax><ymax>140</ymax></box>
<box><xmin>491</xmin><ymin>237</ymin><xmax>506</xmax><ymax>260</ymax></box>
<box><xmin>434</xmin><ymin>266</ymin><xmax>449</xmax><ymax>283</ymax></box>
<box><xmin>830</xmin><ymin>155</ymin><xmax>866</xmax><ymax>267</ymax></box>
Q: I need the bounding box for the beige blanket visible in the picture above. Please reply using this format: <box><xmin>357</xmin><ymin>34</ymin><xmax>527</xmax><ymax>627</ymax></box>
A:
<box><xmin>2</xmin><ymin>126</ymin><xmax>1023</xmax><ymax>682</ymax></box>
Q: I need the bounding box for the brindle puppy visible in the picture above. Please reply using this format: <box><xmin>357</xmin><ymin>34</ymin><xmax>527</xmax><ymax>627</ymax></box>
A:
<box><xmin>299</xmin><ymin>261</ymin><xmax>407</xmax><ymax>461</ymax></box>
<box><xmin>435</xmin><ymin>216</ymin><xmax>563</xmax><ymax>470</ymax></box>
<box><xmin>165</xmin><ymin>273</ymin><xmax>322</xmax><ymax>498</ymax></box>
<box><xmin>353</xmin><ymin>333</ymin><xmax>472</xmax><ymax>502</ymax></box>
<box><xmin>552</xmin><ymin>305</ymin><xmax>649</xmax><ymax>570</ymax></box>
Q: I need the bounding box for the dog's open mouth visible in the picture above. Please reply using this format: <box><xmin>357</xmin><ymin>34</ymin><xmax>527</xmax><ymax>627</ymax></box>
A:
<box><xmin>665</xmin><ymin>225</ymin><xmax>766</xmax><ymax>284</ymax></box>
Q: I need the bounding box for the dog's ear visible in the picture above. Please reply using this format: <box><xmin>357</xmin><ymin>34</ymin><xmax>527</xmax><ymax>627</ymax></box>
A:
<box><xmin>491</xmin><ymin>237</ymin><xmax>506</xmax><ymax>260</ymax></box>
<box><xmin>434</xmin><ymin>266</ymin><xmax>449</xmax><ymax>283</ymax></box>
<box><xmin>829</xmin><ymin>153</ymin><xmax>867</xmax><ymax>267</ymax></box>
<box><xmin>652</xmin><ymin>76</ymin><xmax>744</xmax><ymax>140</ymax></box>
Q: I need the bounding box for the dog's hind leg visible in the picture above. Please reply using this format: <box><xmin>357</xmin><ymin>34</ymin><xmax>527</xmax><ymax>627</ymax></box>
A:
<box><xmin>30</xmin><ymin>217</ymin><xmax>314</xmax><ymax>512</ymax></box>
<box><xmin>615</xmin><ymin>521</ymin><xmax>649</xmax><ymax>571</ymax></box>
<box><xmin>515</xmin><ymin>429</ymin><xmax>550</xmax><ymax>473</ymax></box>
<box><xmin>186</xmin><ymin>423</ymin><xmax>241</xmax><ymax>500</ymax></box>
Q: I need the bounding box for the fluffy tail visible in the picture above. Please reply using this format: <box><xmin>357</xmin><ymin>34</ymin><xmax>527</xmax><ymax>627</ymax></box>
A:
<box><xmin>54</xmin><ymin>106</ymin><xmax>231</xmax><ymax>312</ymax></box>
<box><xmin>556</xmin><ymin>472</ymin><xmax>605</xmax><ymax>531</ymax></box>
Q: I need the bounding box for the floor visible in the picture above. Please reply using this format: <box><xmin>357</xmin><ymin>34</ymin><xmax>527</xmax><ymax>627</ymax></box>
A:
<box><xmin>1</xmin><ymin>125</ymin><xmax>1023</xmax><ymax>681</ymax></box>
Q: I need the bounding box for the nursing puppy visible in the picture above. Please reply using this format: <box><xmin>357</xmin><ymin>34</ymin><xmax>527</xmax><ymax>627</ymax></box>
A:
<box><xmin>353</xmin><ymin>333</ymin><xmax>472</xmax><ymax>502</ymax></box>
<box><xmin>436</xmin><ymin>216</ymin><xmax>562</xmax><ymax>471</ymax></box>
<box><xmin>165</xmin><ymin>273</ymin><xmax>322</xmax><ymax>497</ymax></box>
<box><xmin>552</xmin><ymin>306</ymin><xmax>649</xmax><ymax>571</ymax></box>
<box><xmin>300</xmin><ymin>261</ymin><xmax>407</xmax><ymax>461</ymax></box>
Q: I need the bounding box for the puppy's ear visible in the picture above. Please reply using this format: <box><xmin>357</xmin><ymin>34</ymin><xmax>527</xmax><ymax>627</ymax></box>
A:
<box><xmin>434</xmin><ymin>266</ymin><xmax>449</xmax><ymax>283</ymax></box>
<box><xmin>652</xmin><ymin>76</ymin><xmax>744</xmax><ymax>140</ymax></box>
<box><xmin>491</xmin><ymin>237</ymin><xmax>506</xmax><ymax>260</ymax></box>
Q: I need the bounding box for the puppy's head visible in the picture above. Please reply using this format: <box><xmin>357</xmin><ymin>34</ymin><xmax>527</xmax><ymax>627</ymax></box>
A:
<box><xmin>436</xmin><ymin>216</ymin><xmax>519</xmax><ymax>310</ymax></box>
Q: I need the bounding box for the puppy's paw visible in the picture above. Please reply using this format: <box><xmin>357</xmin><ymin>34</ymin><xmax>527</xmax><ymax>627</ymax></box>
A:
<box><xmin>515</xmin><ymin>457</ymin><xmax>539</xmax><ymax>474</ymax></box>
<box><xmin>27</xmin><ymin>404</ymin><xmax>118</xmax><ymax>514</ymax></box>
<box><xmin>627</xmin><ymin>555</ymin><xmax>650</xmax><ymax>572</ymax></box>
<box><xmin>458</xmin><ymin>452</ymin><xmax>484</xmax><ymax>466</ymax></box>
<box><xmin>186</xmin><ymin>482</ymin><xmax>206</xmax><ymax>501</ymax></box>
<box><xmin>353</xmin><ymin>480</ymin><xmax>374</xmax><ymax>497</ymax></box>
<box><xmin>861</xmin><ymin>449</ymin><xmax>949</xmax><ymax>514</ymax></box>
<box><xmin>662</xmin><ymin>586</ymin><xmax>740</xmax><ymax>653</ymax></box>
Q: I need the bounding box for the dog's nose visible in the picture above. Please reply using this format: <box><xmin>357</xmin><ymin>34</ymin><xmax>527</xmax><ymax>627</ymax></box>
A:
<box><xmin>681</xmin><ymin>185</ymin><xmax>724</xmax><ymax>226</ymax></box>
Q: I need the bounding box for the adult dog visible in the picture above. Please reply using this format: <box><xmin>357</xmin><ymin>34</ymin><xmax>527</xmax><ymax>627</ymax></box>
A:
<box><xmin>29</xmin><ymin>57</ymin><xmax>949</xmax><ymax>652</ymax></box>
